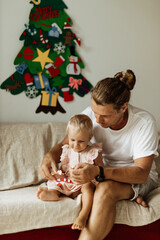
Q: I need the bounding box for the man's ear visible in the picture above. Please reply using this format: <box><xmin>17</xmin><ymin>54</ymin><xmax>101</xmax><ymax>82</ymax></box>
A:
<box><xmin>121</xmin><ymin>102</ymin><xmax>128</xmax><ymax>113</ymax></box>
<box><xmin>90</xmin><ymin>134</ymin><xmax>93</xmax><ymax>140</ymax></box>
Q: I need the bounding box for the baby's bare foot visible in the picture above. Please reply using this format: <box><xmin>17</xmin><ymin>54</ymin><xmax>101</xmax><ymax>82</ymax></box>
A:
<box><xmin>71</xmin><ymin>214</ymin><xmax>87</xmax><ymax>230</ymax></box>
<box><xmin>37</xmin><ymin>188</ymin><xmax>45</xmax><ymax>199</ymax></box>
<box><xmin>37</xmin><ymin>188</ymin><xmax>60</xmax><ymax>201</ymax></box>
<box><xmin>136</xmin><ymin>196</ymin><xmax>148</xmax><ymax>207</ymax></box>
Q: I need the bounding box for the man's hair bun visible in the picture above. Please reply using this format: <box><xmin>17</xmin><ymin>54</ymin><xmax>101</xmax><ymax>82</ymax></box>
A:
<box><xmin>114</xmin><ymin>69</ymin><xmax>136</xmax><ymax>90</ymax></box>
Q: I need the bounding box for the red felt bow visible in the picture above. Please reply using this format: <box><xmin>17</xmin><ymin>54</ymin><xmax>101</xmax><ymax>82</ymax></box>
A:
<box><xmin>68</xmin><ymin>77</ymin><xmax>82</xmax><ymax>90</ymax></box>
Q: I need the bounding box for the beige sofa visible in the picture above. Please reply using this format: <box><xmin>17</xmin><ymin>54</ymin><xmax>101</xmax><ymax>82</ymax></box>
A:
<box><xmin>0</xmin><ymin>122</ymin><xmax>160</xmax><ymax>235</ymax></box>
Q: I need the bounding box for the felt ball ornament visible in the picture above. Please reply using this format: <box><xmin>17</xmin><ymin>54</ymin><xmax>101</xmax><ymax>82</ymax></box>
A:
<box><xmin>23</xmin><ymin>47</ymin><xmax>34</xmax><ymax>60</ymax></box>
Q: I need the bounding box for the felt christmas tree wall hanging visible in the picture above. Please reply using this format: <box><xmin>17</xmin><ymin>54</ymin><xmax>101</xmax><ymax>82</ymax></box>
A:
<box><xmin>0</xmin><ymin>0</ymin><xmax>93</xmax><ymax>115</ymax></box>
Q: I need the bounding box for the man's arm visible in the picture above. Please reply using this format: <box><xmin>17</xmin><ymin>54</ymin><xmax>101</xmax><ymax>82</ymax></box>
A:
<box><xmin>105</xmin><ymin>155</ymin><xmax>154</xmax><ymax>184</ymax></box>
<box><xmin>71</xmin><ymin>155</ymin><xmax>154</xmax><ymax>184</ymax></box>
<box><xmin>39</xmin><ymin>135</ymin><xmax>69</xmax><ymax>180</ymax></box>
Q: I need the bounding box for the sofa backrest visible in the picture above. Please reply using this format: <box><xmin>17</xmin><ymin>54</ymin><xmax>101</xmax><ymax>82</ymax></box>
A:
<box><xmin>0</xmin><ymin>123</ymin><xmax>160</xmax><ymax>190</ymax></box>
<box><xmin>0</xmin><ymin>122</ymin><xmax>67</xmax><ymax>190</ymax></box>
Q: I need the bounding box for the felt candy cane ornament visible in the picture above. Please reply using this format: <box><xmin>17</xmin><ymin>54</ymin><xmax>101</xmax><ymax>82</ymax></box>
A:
<box><xmin>31</xmin><ymin>0</ymin><xmax>41</xmax><ymax>5</ymax></box>
<box><xmin>39</xmin><ymin>29</ymin><xmax>49</xmax><ymax>44</ymax></box>
<box><xmin>24</xmin><ymin>24</ymin><xmax>37</xmax><ymax>36</ymax></box>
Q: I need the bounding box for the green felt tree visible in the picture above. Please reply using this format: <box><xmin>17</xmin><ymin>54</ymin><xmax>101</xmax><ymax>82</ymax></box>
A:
<box><xmin>0</xmin><ymin>0</ymin><xmax>93</xmax><ymax>115</ymax></box>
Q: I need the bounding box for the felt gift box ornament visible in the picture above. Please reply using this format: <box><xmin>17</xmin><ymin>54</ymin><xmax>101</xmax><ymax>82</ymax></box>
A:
<box><xmin>66</xmin><ymin>56</ymin><xmax>81</xmax><ymax>75</ymax></box>
<box><xmin>16</xmin><ymin>62</ymin><xmax>28</xmax><ymax>75</ymax></box>
<box><xmin>41</xmin><ymin>87</ymin><xmax>59</xmax><ymax>107</ymax></box>
<box><xmin>34</xmin><ymin>72</ymin><xmax>50</xmax><ymax>89</ymax></box>
<box><xmin>48</xmin><ymin>23</ymin><xmax>62</xmax><ymax>38</ymax></box>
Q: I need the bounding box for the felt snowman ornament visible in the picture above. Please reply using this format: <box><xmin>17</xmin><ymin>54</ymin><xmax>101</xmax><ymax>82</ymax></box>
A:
<box><xmin>66</xmin><ymin>55</ymin><xmax>81</xmax><ymax>75</ymax></box>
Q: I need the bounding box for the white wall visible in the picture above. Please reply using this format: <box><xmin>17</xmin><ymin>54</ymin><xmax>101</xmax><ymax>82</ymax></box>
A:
<box><xmin>0</xmin><ymin>0</ymin><xmax>160</xmax><ymax>130</ymax></box>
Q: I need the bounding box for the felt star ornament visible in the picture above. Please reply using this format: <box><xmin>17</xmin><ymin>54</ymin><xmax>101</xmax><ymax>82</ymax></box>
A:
<box><xmin>32</xmin><ymin>48</ymin><xmax>53</xmax><ymax>70</ymax></box>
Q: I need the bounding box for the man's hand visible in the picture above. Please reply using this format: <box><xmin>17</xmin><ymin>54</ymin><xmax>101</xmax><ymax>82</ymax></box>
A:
<box><xmin>70</xmin><ymin>163</ymin><xmax>99</xmax><ymax>184</ymax></box>
<box><xmin>39</xmin><ymin>152</ymin><xmax>58</xmax><ymax>180</ymax></box>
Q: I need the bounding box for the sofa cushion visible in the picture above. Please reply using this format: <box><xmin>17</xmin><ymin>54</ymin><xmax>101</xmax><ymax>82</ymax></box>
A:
<box><xmin>0</xmin><ymin>185</ymin><xmax>81</xmax><ymax>234</ymax></box>
<box><xmin>0</xmin><ymin>122</ymin><xmax>67</xmax><ymax>190</ymax></box>
<box><xmin>0</xmin><ymin>185</ymin><xmax>160</xmax><ymax>234</ymax></box>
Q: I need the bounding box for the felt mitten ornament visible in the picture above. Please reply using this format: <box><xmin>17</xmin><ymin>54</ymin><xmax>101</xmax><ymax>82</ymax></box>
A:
<box><xmin>24</xmin><ymin>73</ymin><xmax>34</xmax><ymax>86</ymax></box>
<box><xmin>54</xmin><ymin>55</ymin><xmax>65</xmax><ymax>67</ymax></box>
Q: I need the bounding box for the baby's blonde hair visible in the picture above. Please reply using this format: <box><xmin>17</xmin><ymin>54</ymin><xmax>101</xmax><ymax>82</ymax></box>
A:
<box><xmin>67</xmin><ymin>114</ymin><xmax>93</xmax><ymax>139</ymax></box>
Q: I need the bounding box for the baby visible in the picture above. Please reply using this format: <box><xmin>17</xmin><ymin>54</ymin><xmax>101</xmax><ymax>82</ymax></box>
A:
<box><xmin>37</xmin><ymin>114</ymin><xmax>104</xmax><ymax>230</ymax></box>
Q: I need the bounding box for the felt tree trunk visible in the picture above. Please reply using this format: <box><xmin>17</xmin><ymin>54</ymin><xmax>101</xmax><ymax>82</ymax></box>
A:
<box><xmin>0</xmin><ymin>0</ymin><xmax>92</xmax><ymax>115</ymax></box>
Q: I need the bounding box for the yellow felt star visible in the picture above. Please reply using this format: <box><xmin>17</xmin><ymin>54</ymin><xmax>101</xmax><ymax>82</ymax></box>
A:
<box><xmin>32</xmin><ymin>48</ymin><xmax>53</xmax><ymax>70</ymax></box>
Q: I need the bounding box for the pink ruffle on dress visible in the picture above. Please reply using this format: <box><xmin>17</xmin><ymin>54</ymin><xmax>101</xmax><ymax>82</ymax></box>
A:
<box><xmin>47</xmin><ymin>143</ymin><xmax>102</xmax><ymax>196</ymax></box>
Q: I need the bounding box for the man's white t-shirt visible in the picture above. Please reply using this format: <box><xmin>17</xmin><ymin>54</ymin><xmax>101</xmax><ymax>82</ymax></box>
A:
<box><xmin>82</xmin><ymin>104</ymin><xmax>159</xmax><ymax>182</ymax></box>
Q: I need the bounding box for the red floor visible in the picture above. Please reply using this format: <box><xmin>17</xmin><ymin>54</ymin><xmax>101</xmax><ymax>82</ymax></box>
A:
<box><xmin>1</xmin><ymin>220</ymin><xmax>160</xmax><ymax>240</ymax></box>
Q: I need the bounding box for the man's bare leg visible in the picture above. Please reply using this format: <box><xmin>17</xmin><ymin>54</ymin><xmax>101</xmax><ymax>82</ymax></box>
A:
<box><xmin>72</xmin><ymin>182</ymin><xmax>94</xmax><ymax>230</ymax></box>
<box><xmin>79</xmin><ymin>180</ymin><xmax>134</xmax><ymax>240</ymax></box>
<box><xmin>37</xmin><ymin>188</ymin><xmax>60</xmax><ymax>201</ymax></box>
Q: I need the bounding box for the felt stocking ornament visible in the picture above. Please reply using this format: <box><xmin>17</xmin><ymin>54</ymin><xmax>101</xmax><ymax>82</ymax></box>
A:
<box><xmin>45</xmin><ymin>63</ymin><xmax>60</xmax><ymax>77</ymax></box>
<box><xmin>62</xmin><ymin>87</ymin><xmax>74</xmax><ymax>102</ymax></box>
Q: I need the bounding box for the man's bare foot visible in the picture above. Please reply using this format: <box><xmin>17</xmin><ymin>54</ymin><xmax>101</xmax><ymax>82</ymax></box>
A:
<box><xmin>135</xmin><ymin>196</ymin><xmax>148</xmax><ymax>207</ymax></box>
<box><xmin>71</xmin><ymin>214</ymin><xmax>87</xmax><ymax>230</ymax></box>
<box><xmin>37</xmin><ymin>188</ymin><xmax>60</xmax><ymax>201</ymax></box>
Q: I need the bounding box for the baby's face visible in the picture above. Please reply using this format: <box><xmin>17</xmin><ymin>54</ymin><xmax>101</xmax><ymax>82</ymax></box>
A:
<box><xmin>68</xmin><ymin>127</ymin><xmax>90</xmax><ymax>152</ymax></box>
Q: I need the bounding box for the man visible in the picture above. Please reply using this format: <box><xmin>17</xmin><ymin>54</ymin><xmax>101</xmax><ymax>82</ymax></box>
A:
<box><xmin>40</xmin><ymin>70</ymin><xmax>158</xmax><ymax>240</ymax></box>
